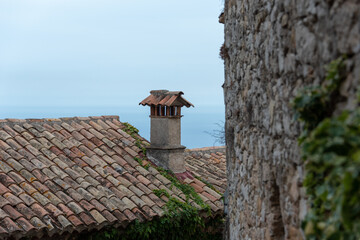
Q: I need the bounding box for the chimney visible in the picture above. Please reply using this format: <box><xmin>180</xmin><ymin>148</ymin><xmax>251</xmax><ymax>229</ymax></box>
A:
<box><xmin>139</xmin><ymin>90</ymin><xmax>194</xmax><ymax>173</ymax></box>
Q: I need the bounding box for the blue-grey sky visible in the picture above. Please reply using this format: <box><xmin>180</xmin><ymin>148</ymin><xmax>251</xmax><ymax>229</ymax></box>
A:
<box><xmin>0</xmin><ymin>0</ymin><xmax>224</xmax><ymax>108</ymax></box>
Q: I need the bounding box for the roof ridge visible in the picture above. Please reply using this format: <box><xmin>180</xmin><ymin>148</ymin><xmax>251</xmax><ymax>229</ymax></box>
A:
<box><xmin>185</xmin><ymin>146</ymin><xmax>226</xmax><ymax>153</ymax></box>
<box><xmin>0</xmin><ymin>115</ymin><xmax>120</xmax><ymax>126</ymax></box>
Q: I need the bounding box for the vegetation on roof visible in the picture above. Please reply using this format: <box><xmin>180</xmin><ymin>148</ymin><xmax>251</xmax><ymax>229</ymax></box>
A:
<box><xmin>91</xmin><ymin>122</ymin><xmax>225</xmax><ymax>240</ymax></box>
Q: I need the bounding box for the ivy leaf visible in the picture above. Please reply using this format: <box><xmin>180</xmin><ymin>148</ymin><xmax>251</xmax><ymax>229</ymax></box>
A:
<box><xmin>351</xmin><ymin>150</ymin><xmax>360</xmax><ymax>163</ymax></box>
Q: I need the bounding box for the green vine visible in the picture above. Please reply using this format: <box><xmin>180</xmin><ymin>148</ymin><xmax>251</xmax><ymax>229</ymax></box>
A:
<box><xmin>156</xmin><ymin>167</ymin><xmax>211</xmax><ymax>212</ymax></box>
<box><xmin>293</xmin><ymin>56</ymin><xmax>360</xmax><ymax>239</ymax></box>
<box><xmin>122</xmin><ymin>122</ymin><xmax>147</xmax><ymax>156</ymax></box>
<box><xmin>81</xmin><ymin>210</ymin><xmax>223</xmax><ymax>240</ymax></box>
<box><xmin>83</xmin><ymin>122</ymin><xmax>224</xmax><ymax>239</ymax></box>
<box><xmin>293</xmin><ymin>56</ymin><xmax>346</xmax><ymax>141</ymax></box>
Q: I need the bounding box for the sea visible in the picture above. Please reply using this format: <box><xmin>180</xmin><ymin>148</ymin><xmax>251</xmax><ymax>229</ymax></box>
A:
<box><xmin>0</xmin><ymin>105</ymin><xmax>225</xmax><ymax>149</ymax></box>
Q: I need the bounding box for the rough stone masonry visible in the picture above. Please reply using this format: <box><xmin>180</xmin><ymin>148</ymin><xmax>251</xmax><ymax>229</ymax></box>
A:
<box><xmin>222</xmin><ymin>0</ymin><xmax>360</xmax><ymax>239</ymax></box>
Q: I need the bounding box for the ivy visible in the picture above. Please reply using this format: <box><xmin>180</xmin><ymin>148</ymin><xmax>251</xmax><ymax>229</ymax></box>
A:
<box><xmin>156</xmin><ymin>167</ymin><xmax>211</xmax><ymax>212</ymax></box>
<box><xmin>293</xmin><ymin>56</ymin><xmax>346</xmax><ymax>140</ymax></box>
<box><xmin>122</xmin><ymin>122</ymin><xmax>147</xmax><ymax>156</ymax></box>
<box><xmin>84</xmin><ymin>209</ymin><xmax>223</xmax><ymax>240</ymax></box>
<box><xmin>302</xmin><ymin>109</ymin><xmax>360</xmax><ymax>240</ymax></box>
<box><xmin>293</xmin><ymin>56</ymin><xmax>360</xmax><ymax>239</ymax></box>
<box><xmin>153</xmin><ymin>188</ymin><xmax>170</xmax><ymax>198</ymax></box>
<box><xmin>122</xmin><ymin>122</ymin><xmax>140</xmax><ymax>135</ymax></box>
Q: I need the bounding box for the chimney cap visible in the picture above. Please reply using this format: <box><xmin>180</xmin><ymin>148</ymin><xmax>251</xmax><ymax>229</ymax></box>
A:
<box><xmin>139</xmin><ymin>90</ymin><xmax>194</xmax><ymax>108</ymax></box>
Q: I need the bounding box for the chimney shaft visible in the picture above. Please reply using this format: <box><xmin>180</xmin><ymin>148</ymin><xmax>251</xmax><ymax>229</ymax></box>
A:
<box><xmin>139</xmin><ymin>90</ymin><xmax>194</xmax><ymax>173</ymax></box>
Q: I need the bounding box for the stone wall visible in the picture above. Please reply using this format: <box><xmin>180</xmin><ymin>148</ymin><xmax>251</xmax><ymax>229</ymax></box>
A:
<box><xmin>222</xmin><ymin>0</ymin><xmax>360</xmax><ymax>239</ymax></box>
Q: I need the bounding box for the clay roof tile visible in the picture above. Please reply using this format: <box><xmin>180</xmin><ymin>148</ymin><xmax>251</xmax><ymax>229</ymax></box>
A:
<box><xmin>0</xmin><ymin>116</ymin><xmax>223</xmax><ymax>238</ymax></box>
<box><xmin>139</xmin><ymin>90</ymin><xmax>194</xmax><ymax>107</ymax></box>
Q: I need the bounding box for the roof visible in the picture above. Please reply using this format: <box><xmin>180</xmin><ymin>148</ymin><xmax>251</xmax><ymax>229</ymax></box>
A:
<box><xmin>185</xmin><ymin>147</ymin><xmax>226</xmax><ymax>193</ymax></box>
<box><xmin>139</xmin><ymin>90</ymin><xmax>194</xmax><ymax>108</ymax></box>
<box><xmin>0</xmin><ymin>116</ymin><xmax>223</xmax><ymax>239</ymax></box>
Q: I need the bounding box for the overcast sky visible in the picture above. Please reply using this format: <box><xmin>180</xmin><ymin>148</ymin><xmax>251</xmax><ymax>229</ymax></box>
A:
<box><xmin>0</xmin><ymin>0</ymin><xmax>224</xmax><ymax>109</ymax></box>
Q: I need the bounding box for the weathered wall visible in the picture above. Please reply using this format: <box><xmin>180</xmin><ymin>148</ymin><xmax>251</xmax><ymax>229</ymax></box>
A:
<box><xmin>223</xmin><ymin>0</ymin><xmax>360</xmax><ymax>239</ymax></box>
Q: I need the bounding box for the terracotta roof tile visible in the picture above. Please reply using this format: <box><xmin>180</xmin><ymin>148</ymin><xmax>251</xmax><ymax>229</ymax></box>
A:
<box><xmin>132</xmin><ymin>207</ymin><xmax>146</xmax><ymax>222</ymax></box>
<box><xmin>116</xmin><ymin>176</ymin><xmax>131</xmax><ymax>187</ymax></box>
<box><xmin>2</xmin><ymin>217</ymin><xmax>22</xmax><ymax>233</ymax></box>
<box><xmin>137</xmin><ymin>175</ymin><xmax>151</xmax><ymax>186</ymax></box>
<box><xmin>0</xmin><ymin>116</ymin><xmax>223</xmax><ymax>238</ymax></box>
<box><xmin>57</xmin><ymin>203</ymin><xmax>73</xmax><ymax>217</ymax></box>
<box><xmin>129</xmin><ymin>186</ymin><xmax>144</xmax><ymax>197</ymax></box>
<box><xmin>79</xmin><ymin>212</ymin><xmax>95</xmax><ymax>226</ymax></box>
<box><xmin>7</xmin><ymin>179</ymin><xmax>20</xmax><ymax>193</ymax></box>
<box><xmin>151</xmin><ymin>205</ymin><xmax>164</xmax><ymax>217</ymax></box>
<box><xmin>7</xmin><ymin>149</ymin><xmax>23</xmax><ymax>161</ymax></box>
<box><xmin>0</xmin><ymin>141</ymin><xmax>10</xmax><ymax>151</ymax></box>
<box><xmin>12</xmin><ymin>136</ymin><xmax>30</xmax><ymax>147</ymax></box>
<box><xmin>67</xmin><ymin>202</ymin><xmax>84</xmax><ymax>215</ymax></box>
<box><xmin>77</xmin><ymin>200</ymin><xmax>93</xmax><ymax>212</ymax></box>
<box><xmin>12</xmin><ymin>125</ymin><xmax>25</xmax><ymax>133</ymax></box>
<box><xmin>101</xmin><ymin>210</ymin><xmax>117</xmax><ymax>223</ymax></box>
<box><xmin>0</xmin><ymin>152</ymin><xmax>11</xmax><ymax>161</ymax></box>
<box><xmin>6</xmin><ymin>139</ymin><xmax>21</xmax><ymax>151</ymax></box>
<box><xmin>19</xmin><ymin>150</ymin><xmax>36</xmax><ymax>162</ymax></box>
<box><xmin>29</xmin><ymin>216</ymin><xmax>45</xmax><ymax>231</ymax></box>
<box><xmin>8</xmin><ymin>172</ymin><xmax>25</xmax><ymax>185</ymax></box>
<box><xmin>123</xmin><ymin>209</ymin><xmax>136</xmax><ymax>222</ymax></box>
<box><xmin>0</xmin><ymin>174</ymin><xmax>16</xmax><ymax>187</ymax></box>
<box><xmin>0</xmin><ymin>131</ymin><xmax>12</xmax><ymax>141</ymax></box>
<box><xmin>139</xmin><ymin>90</ymin><xmax>194</xmax><ymax>108</ymax></box>
<box><xmin>140</xmin><ymin>195</ymin><xmax>156</xmax><ymax>207</ymax></box>
<box><xmin>93</xmin><ymin>148</ymin><xmax>106</xmax><ymax>157</ymax></box>
<box><xmin>57</xmin><ymin>214</ymin><xmax>72</xmax><ymax>229</ymax></box>
<box><xmin>31</xmin><ymin>159</ymin><xmax>46</xmax><ymax>169</ymax></box>
<box><xmin>42</xmin><ymin>130</ymin><xmax>55</xmax><ymax>140</ymax></box>
<box><xmin>0</xmin><ymin>162</ymin><xmax>13</xmax><ymax>173</ymax></box>
<box><xmin>68</xmin><ymin>215</ymin><xmax>83</xmax><ymax>227</ymax></box>
<box><xmin>43</xmin><ymin>191</ymin><xmax>62</xmax><ymax>206</ymax></box>
<box><xmin>146</xmin><ymin>176</ymin><xmax>161</xmax><ymax>187</ymax></box>
<box><xmin>112</xmin><ymin>210</ymin><xmax>128</xmax><ymax>223</ymax></box>
<box><xmin>30</xmin><ymin>203</ymin><xmax>48</xmax><ymax>218</ymax></box>
<box><xmin>40</xmin><ymin>149</ymin><xmax>56</xmax><ymax>160</ymax></box>
<box><xmin>136</xmin><ymin>183</ymin><xmax>152</xmax><ymax>195</ymax></box>
<box><xmin>55</xmin><ymin>192</ymin><xmax>71</xmax><ymax>205</ymax></box>
<box><xmin>31</xmin><ymin>181</ymin><xmax>50</xmax><ymax>194</ymax></box>
<box><xmin>89</xmin><ymin>199</ymin><xmax>106</xmax><ymax>213</ymax></box>
<box><xmin>18</xmin><ymin>193</ymin><xmax>36</xmax><ymax>206</ymax></box>
<box><xmin>0</xmin><ymin>208</ymin><xmax>10</xmax><ymax>221</ymax></box>
<box><xmin>69</xmin><ymin>122</ymin><xmax>84</xmax><ymax>131</ymax></box>
<box><xmin>2</xmin><ymin>126</ymin><xmax>19</xmax><ymax>138</ymax></box>
<box><xmin>6</xmin><ymin>159</ymin><xmax>24</xmax><ymax>172</ymax></box>
<box><xmin>45</xmin><ymin>203</ymin><xmax>63</xmax><ymax>217</ymax></box>
<box><xmin>1</xmin><ymin>184</ymin><xmax>12</xmax><ymax>195</ymax></box>
<box><xmin>185</xmin><ymin>146</ymin><xmax>226</xmax><ymax>193</ymax></box>
<box><xmin>15</xmin><ymin>203</ymin><xmax>34</xmax><ymax>220</ymax></box>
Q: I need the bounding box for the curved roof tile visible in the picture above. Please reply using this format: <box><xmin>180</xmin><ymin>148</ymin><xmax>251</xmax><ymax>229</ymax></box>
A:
<box><xmin>0</xmin><ymin>116</ymin><xmax>222</xmax><ymax>239</ymax></box>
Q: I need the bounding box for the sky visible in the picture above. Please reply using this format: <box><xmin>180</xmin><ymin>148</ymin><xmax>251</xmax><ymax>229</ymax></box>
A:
<box><xmin>0</xmin><ymin>0</ymin><xmax>224</xmax><ymax>108</ymax></box>
<box><xmin>0</xmin><ymin>0</ymin><xmax>225</xmax><ymax>148</ymax></box>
